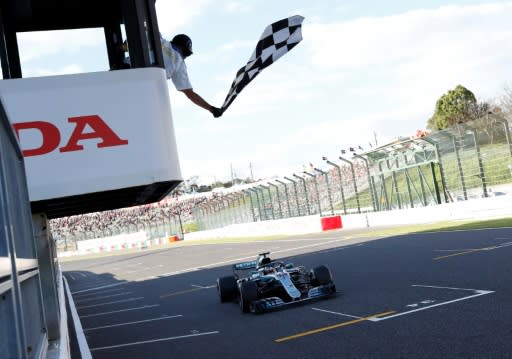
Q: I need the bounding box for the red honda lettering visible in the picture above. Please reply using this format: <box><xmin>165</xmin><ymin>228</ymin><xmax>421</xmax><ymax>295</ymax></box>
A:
<box><xmin>59</xmin><ymin>115</ymin><xmax>129</xmax><ymax>152</ymax></box>
<box><xmin>12</xmin><ymin>121</ymin><xmax>61</xmax><ymax>157</ymax></box>
<box><xmin>12</xmin><ymin>115</ymin><xmax>129</xmax><ymax>157</ymax></box>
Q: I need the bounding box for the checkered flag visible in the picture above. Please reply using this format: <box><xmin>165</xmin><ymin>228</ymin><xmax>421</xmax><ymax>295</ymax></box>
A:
<box><xmin>220</xmin><ymin>15</ymin><xmax>305</xmax><ymax>113</ymax></box>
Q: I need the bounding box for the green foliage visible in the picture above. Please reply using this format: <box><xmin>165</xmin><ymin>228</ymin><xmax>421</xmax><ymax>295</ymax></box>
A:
<box><xmin>428</xmin><ymin>85</ymin><xmax>478</xmax><ymax>131</ymax></box>
<box><xmin>183</xmin><ymin>222</ymin><xmax>198</xmax><ymax>233</ymax></box>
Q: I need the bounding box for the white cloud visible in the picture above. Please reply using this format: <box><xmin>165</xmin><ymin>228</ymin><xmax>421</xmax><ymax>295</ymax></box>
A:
<box><xmin>155</xmin><ymin>0</ymin><xmax>213</xmax><ymax>35</ymax></box>
<box><xmin>225</xmin><ymin>2</ymin><xmax>252</xmax><ymax>13</ymax></box>
<box><xmin>18</xmin><ymin>28</ymin><xmax>105</xmax><ymax>64</ymax></box>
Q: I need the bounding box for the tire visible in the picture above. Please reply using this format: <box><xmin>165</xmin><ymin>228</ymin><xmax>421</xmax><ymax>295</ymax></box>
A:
<box><xmin>311</xmin><ymin>265</ymin><xmax>332</xmax><ymax>286</ymax></box>
<box><xmin>239</xmin><ymin>281</ymin><xmax>258</xmax><ymax>313</ymax></box>
<box><xmin>217</xmin><ymin>276</ymin><xmax>237</xmax><ymax>303</ymax></box>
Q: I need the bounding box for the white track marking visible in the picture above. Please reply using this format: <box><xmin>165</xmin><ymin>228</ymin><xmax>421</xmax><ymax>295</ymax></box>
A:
<box><xmin>190</xmin><ymin>284</ymin><xmax>216</xmax><ymax>289</ymax></box>
<box><xmin>312</xmin><ymin>308</ymin><xmax>363</xmax><ymax>319</ymax></box>
<box><xmin>80</xmin><ymin>304</ymin><xmax>159</xmax><ymax>318</ymax></box>
<box><xmin>90</xmin><ymin>331</ymin><xmax>220</xmax><ymax>351</ymax></box>
<box><xmin>369</xmin><ymin>285</ymin><xmax>494</xmax><ymax>322</ymax></box>
<box><xmin>77</xmin><ymin>297</ymin><xmax>144</xmax><ymax>309</ymax></box>
<box><xmin>412</xmin><ymin>284</ymin><xmax>487</xmax><ymax>292</ymax></box>
<box><xmin>72</xmin><ymin>287</ymin><xmax>125</xmax><ymax>299</ymax></box>
<box><xmin>84</xmin><ymin>315</ymin><xmax>183</xmax><ymax>332</ymax></box>
<box><xmin>72</xmin><ymin>282</ymin><xmax>127</xmax><ymax>294</ymax></box>
<box><xmin>75</xmin><ymin>292</ymin><xmax>132</xmax><ymax>304</ymax></box>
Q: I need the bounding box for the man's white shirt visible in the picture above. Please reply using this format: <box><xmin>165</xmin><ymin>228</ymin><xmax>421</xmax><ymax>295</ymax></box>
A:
<box><xmin>160</xmin><ymin>36</ymin><xmax>192</xmax><ymax>91</ymax></box>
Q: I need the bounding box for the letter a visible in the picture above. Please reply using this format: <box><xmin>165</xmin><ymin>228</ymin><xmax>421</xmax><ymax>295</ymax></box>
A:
<box><xmin>59</xmin><ymin>115</ymin><xmax>128</xmax><ymax>152</ymax></box>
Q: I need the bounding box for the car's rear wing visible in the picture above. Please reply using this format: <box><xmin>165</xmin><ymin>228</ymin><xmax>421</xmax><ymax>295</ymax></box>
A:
<box><xmin>233</xmin><ymin>261</ymin><xmax>257</xmax><ymax>271</ymax></box>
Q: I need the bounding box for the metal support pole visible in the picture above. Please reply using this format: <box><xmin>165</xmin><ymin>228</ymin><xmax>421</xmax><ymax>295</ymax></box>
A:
<box><xmin>268</xmin><ymin>182</ymin><xmax>283</xmax><ymax>218</ymax></box>
<box><xmin>339</xmin><ymin>156</ymin><xmax>361</xmax><ymax>213</ymax></box>
<box><xmin>276</xmin><ymin>179</ymin><xmax>292</xmax><ymax>218</ymax></box>
<box><xmin>325</xmin><ymin>160</ymin><xmax>347</xmax><ymax>214</ymax></box>
<box><xmin>420</xmin><ymin>137</ymin><xmax>450</xmax><ymax>203</ymax></box>
<box><xmin>293</xmin><ymin>174</ymin><xmax>312</xmax><ymax>215</ymax></box>
<box><xmin>259</xmin><ymin>185</ymin><xmax>275</xmax><ymax>220</ymax></box>
<box><xmin>243</xmin><ymin>190</ymin><xmax>257</xmax><ymax>222</ymax></box>
<box><xmin>284</xmin><ymin>176</ymin><xmax>302</xmax><ymax>217</ymax></box>
<box><xmin>451</xmin><ymin>133</ymin><xmax>468</xmax><ymax>200</ymax></box>
<box><xmin>249</xmin><ymin>188</ymin><xmax>264</xmax><ymax>220</ymax></box>
<box><xmin>353</xmin><ymin>154</ymin><xmax>377</xmax><ymax>212</ymax></box>
<box><xmin>314</xmin><ymin>168</ymin><xmax>334</xmax><ymax>215</ymax></box>
<box><xmin>466</xmin><ymin>127</ymin><xmax>488</xmax><ymax>198</ymax></box>
<box><xmin>303</xmin><ymin>171</ymin><xmax>322</xmax><ymax>216</ymax></box>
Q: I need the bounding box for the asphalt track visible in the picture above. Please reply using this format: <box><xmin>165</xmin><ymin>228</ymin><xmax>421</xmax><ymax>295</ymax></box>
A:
<box><xmin>62</xmin><ymin>227</ymin><xmax>512</xmax><ymax>359</ymax></box>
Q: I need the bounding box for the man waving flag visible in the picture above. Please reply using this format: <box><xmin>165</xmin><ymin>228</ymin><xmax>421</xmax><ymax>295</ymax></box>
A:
<box><xmin>220</xmin><ymin>15</ymin><xmax>305</xmax><ymax>114</ymax></box>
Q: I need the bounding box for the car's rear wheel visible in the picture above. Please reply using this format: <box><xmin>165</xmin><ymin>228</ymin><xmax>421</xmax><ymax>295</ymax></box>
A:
<box><xmin>217</xmin><ymin>276</ymin><xmax>237</xmax><ymax>302</ymax></box>
<box><xmin>239</xmin><ymin>281</ymin><xmax>258</xmax><ymax>313</ymax></box>
<box><xmin>311</xmin><ymin>265</ymin><xmax>332</xmax><ymax>286</ymax></box>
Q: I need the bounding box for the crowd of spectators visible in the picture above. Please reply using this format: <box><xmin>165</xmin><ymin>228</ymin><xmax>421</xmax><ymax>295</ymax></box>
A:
<box><xmin>50</xmin><ymin>160</ymin><xmax>369</xmax><ymax>242</ymax></box>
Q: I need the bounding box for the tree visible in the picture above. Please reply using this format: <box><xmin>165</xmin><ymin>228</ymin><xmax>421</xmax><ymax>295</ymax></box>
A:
<box><xmin>427</xmin><ymin>85</ymin><xmax>478</xmax><ymax>131</ymax></box>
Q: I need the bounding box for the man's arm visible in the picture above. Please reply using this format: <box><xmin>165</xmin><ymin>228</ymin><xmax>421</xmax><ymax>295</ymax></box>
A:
<box><xmin>181</xmin><ymin>88</ymin><xmax>216</xmax><ymax>113</ymax></box>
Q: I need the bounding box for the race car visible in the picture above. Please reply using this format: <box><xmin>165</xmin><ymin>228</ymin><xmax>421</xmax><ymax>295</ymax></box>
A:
<box><xmin>216</xmin><ymin>252</ymin><xmax>336</xmax><ymax>313</ymax></box>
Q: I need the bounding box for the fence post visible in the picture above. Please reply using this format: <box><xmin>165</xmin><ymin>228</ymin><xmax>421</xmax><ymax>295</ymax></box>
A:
<box><xmin>314</xmin><ymin>168</ymin><xmax>334</xmax><ymax>215</ymax></box>
<box><xmin>325</xmin><ymin>159</ymin><xmax>347</xmax><ymax>214</ymax></box>
<box><xmin>465</xmin><ymin>127</ymin><xmax>488</xmax><ymax>198</ymax></box>
<box><xmin>353</xmin><ymin>154</ymin><xmax>377</xmax><ymax>212</ymax></box>
<box><xmin>268</xmin><ymin>182</ymin><xmax>283</xmax><ymax>219</ymax></box>
<box><xmin>293</xmin><ymin>174</ymin><xmax>311</xmax><ymax>215</ymax></box>
<box><xmin>450</xmin><ymin>133</ymin><xmax>468</xmax><ymax>200</ymax></box>
<box><xmin>284</xmin><ymin>176</ymin><xmax>302</xmax><ymax>217</ymax></box>
<box><xmin>303</xmin><ymin>171</ymin><xmax>321</xmax><ymax>215</ymax></box>
<box><xmin>276</xmin><ymin>179</ymin><xmax>292</xmax><ymax>218</ymax></box>
<box><xmin>259</xmin><ymin>185</ymin><xmax>275</xmax><ymax>220</ymax></box>
<box><xmin>339</xmin><ymin>156</ymin><xmax>361</xmax><ymax>213</ymax></box>
<box><xmin>420</xmin><ymin>137</ymin><xmax>450</xmax><ymax>203</ymax></box>
<box><xmin>243</xmin><ymin>190</ymin><xmax>257</xmax><ymax>222</ymax></box>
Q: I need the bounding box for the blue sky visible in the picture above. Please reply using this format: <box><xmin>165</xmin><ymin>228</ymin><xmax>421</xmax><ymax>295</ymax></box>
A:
<box><xmin>15</xmin><ymin>0</ymin><xmax>512</xmax><ymax>185</ymax></box>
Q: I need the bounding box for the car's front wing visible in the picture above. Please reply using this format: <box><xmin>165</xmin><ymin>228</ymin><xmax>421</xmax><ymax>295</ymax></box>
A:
<box><xmin>250</xmin><ymin>282</ymin><xmax>336</xmax><ymax>313</ymax></box>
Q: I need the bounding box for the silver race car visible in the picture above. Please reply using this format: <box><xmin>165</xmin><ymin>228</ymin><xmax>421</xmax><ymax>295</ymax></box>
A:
<box><xmin>216</xmin><ymin>252</ymin><xmax>336</xmax><ymax>313</ymax></box>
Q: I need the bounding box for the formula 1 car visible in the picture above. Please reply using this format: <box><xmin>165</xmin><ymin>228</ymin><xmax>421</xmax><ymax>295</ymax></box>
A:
<box><xmin>216</xmin><ymin>252</ymin><xmax>336</xmax><ymax>313</ymax></box>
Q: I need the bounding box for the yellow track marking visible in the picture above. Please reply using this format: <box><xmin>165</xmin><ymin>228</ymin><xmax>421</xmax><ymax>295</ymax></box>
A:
<box><xmin>433</xmin><ymin>246</ymin><xmax>497</xmax><ymax>260</ymax></box>
<box><xmin>274</xmin><ymin>310</ymin><xmax>395</xmax><ymax>343</ymax></box>
<box><xmin>160</xmin><ymin>286</ymin><xmax>214</xmax><ymax>299</ymax></box>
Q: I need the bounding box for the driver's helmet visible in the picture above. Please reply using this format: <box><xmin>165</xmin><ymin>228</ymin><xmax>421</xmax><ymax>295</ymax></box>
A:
<box><xmin>257</xmin><ymin>256</ymin><xmax>271</xmax><ymax>268</ymax></box>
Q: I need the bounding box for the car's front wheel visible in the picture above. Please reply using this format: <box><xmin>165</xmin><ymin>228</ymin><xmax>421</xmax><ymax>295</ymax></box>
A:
<box><xmin>239</xmin><ymin>281</ymin><xmax>258</xmax><ymax>313</ymax></box>
<box><xmin>311</xmin><ymin>265</ymin><xmax>333</xmax><ymax>286</ymax></box>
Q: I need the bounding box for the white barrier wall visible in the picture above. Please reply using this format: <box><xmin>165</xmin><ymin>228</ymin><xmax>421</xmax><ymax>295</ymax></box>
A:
<box><xmin>185</xmin><ymin>194</ymin><xmax>512</xmax><ymax>240</ymax></box>
<box><xmin>76</xmin><ymin>231</ymin><xmax>148</xmax><ymax>254</ymax></box>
